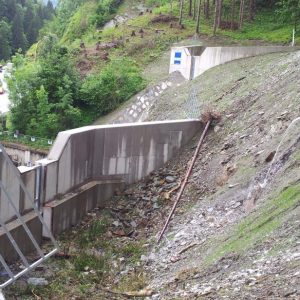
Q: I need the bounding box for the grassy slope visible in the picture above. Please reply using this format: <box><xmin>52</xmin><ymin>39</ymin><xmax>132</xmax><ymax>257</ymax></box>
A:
<box><xmin>59</xmin><ymin>0</ymin><xmax>299</xmax><ymax>73</ymax></box>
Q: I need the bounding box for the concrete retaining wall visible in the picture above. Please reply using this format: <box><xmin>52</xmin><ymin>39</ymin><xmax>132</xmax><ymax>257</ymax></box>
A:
<box><xmin>2</xmin><ymin>142</ymin><xmax>47</xmax><ymax>166</ymax></box>
<box><xmin>39</xmin><ymin>119</ymin><xmax>202</xmax><ymax>202</ymax></box>
<box><xmin>0</xmin><ymin>211</ymin><xmax>42</xmax><ymax>263</ymax></box>
<box><xmin>169</xmin><ymin>46</ymin><xmax>299</xmax><ymax>80</ymax></box>
<box><xmin>0</xmin><ymin>120</ymin><xmax>201</xmax><ymax>262</ymax></box>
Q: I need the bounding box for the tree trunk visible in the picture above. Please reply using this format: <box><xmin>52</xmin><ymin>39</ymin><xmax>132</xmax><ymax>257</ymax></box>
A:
<box><xmin>230</xmin><ymin>0</ymin><xmax>235</xmax><ymax>30</ymax></box>
<box><xmin>205</xmin><ymin>0</ymin><xmax>210</xmax><ymax>19</ymax></box>
<box><xmin>189</xmin><ymin>0</ymin><xmax>192</xmax><ymax>16</ymax></box>
<box><xmin>239</xmin><ymin>0</ymin><xmax>245</xmax><ymax>29</ymax></box>
<box><xmin>179</xmin><ymin>0</ymin><xmax>184</xmax><ymax>25</ymax></box>
<box><xmin>170</xmin><ymin>0</ymin><xmax>173</xmax><ymax>16</ymax></box>
<box><xmin>213</xmin><ymin>0</ymin><xmax>219</xmax><ymax>35</ymax></box>
<box><xmin>196</xmin><ymin>0</ymin><xmax>202</xmax><ymax>34</ymax></box>
<box><xmin>217</xmin><ymin>0</ymin><xmax>223</xmax><ymax>28</ymax></box>
<box><xmin>193</xmin><ymin>0</ymin><xmax>197</xmax><ymax>20</ymax></box>
<box><xmin>249</xmin><ymin>0</ymin><xmax>255</xmax><ymax>21</ymax></box>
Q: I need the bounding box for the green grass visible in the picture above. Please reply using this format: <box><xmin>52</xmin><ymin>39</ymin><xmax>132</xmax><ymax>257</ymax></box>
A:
<box><xmin>0</xmin><ymin>131</ymin><xmax>51</xmax><ymax>151</ymax></box>
<box><xmin>205</xmin><ymin>183</ymin><xmax>300</xmax><ymax>265</ymax></box>
<box><xmin>218</xmin><ymin>11</ymin><xmax>298</xmax><ymax>44</ymax></box>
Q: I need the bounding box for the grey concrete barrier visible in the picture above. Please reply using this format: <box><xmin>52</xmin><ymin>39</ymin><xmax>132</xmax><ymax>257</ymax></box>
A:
<box><xmin>169</xmin><ymin>46</ymin><xmax>300</xmax><ymax>80</ymax></box>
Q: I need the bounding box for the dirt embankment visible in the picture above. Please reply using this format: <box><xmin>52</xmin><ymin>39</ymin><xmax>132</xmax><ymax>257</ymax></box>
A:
<box><xmin>141</xmin><ymin>50</ymin><xmax>300</xmax><ymax>299</ymax></box>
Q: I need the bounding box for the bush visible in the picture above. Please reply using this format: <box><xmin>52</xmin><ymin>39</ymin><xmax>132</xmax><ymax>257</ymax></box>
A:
<box><xmin>80</xmin><ymin>57</ymin><xmax>145</xmax><ymax>116</ymax></box>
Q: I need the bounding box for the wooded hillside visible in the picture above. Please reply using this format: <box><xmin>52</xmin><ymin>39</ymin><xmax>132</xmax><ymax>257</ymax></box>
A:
<box><xmin>0</xmin><ymin>0</ymin><xmax>54</xmax><ymax>60</ymax></box>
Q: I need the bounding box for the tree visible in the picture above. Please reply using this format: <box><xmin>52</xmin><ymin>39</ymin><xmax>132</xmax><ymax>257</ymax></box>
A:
<box><xmin>179</xmin><ymin>0</ymin><xmax>184</xmax><ymax>25</ymax></box>
<box><xmin>12</xmin><ymin>4</ymin><xmax>28</xmax><ymax>52</ymax></box>
<box><xmin>217</xmin><ymin>0</ymin><xmax>223</xmax><ymax>27</ymax></box>
<box><xmin>277</xmin><ymin>0</ymin><xmax>300</xmax><ymax>32</ymax></box>
<box><xmin>249</xmin><ymin>0</ymin><xmax>255</xmax><ymax>21</ymax></box>
<box><xmin>239</xmin><ymin>0</ymin><xmax>245</xmax><ymax>29</ymax></box>
<box><xmin>189</xmin><ymin>0</ymin><xmax>193</xmax><ymax>16</ymax></box>
<box><xmin>204</xmin><ymin>0</ymin><xmax>210</xmax><ymax>19</ymax></box>
<box><xmin>8</xmin><ymin>45</ymin><xmax>84</xmax><ymax>137</ymax></box>
<box><xmin>196</xmin><ymin>0</ymin><xmax>202</xmax><ymax>34</ymax></box>
<box><xmin>0</xmin><ymin>20</ymin><xmax>12</xmax><ymax>60</ymax></box>
<box><xmin>213</xmin><ymin>0</ymin><xmax>220</xmax><ymax>35</ymax></box>
<box><xmin>80</xmin><ymin>58</ymin><xmax>145</xmax><ymax>116</ymax></box>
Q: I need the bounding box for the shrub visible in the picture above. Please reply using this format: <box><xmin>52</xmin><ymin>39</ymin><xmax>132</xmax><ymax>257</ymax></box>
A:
<box><xmin>80</xmin><ymin>57</ymin><xmax>145</xmax><ymax>116</ymax></box>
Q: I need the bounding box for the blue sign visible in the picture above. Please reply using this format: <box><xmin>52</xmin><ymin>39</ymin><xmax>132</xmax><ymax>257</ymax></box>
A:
<box><xmin>175</xmin><ymin>52</ymin><xmax>182</xmax><ymax>58</ymax></box>
<box><xmin>174</xmin><ymin>51</ymin><xmax>182</xmax><ymax>65</ymax></box>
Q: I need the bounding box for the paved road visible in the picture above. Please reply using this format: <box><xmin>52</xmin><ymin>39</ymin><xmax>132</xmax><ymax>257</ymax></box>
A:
<box><xmin>0</xmin><ymin>67</ymin><xmax>10</xmax><ymax>113</ymax></box>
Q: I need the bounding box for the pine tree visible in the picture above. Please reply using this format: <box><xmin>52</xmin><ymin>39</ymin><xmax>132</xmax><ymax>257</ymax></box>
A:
<box><xmin>0</xmin><ymin>20</ymin><xmax>12</xmax><ymax>60</ymax></box>
<box><xmin>12</xmin><ymin>4</ymin><xmax>28</xmax><ymax>52</ymax></box>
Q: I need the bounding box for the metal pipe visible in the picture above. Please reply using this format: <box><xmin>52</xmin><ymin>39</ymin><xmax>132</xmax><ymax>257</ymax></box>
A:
<box><xmin>157</xmin><ymin>119</ymin><xmax>212</xmax><ymax>243</ymax></box>
<box><xmin>0</xmin><ymin>249</ymin><xmax>58</xmax><ymax>289</ymax></box>
<box><xmin>0</xmin><ymin>181</ymin><xmax>44</xmax><ymax>258</ymax></box>
<box><xmin>0</xmin><ymin>211</ymin><xmax>30</xmax><ymax>268</ymax></box>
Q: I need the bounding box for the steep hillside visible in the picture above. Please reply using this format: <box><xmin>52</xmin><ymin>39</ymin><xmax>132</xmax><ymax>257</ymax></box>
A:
<box><xmin>6</xmin><ymin>50</ymin><xmax>299</xmax><ymax>299</ymax></box>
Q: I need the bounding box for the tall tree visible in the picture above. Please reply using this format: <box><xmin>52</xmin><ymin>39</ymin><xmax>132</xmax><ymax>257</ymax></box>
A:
<box><xmin>204</xmin><ymin>0</ymin><xmax>210</xmax><ymax>19</ymax></box>
<box><xmin>189</xmin><ymin>0</ymin><xmax>193</xmax><ymax>16</ymax></box>
<box><xmin>213</xmin><ymin>0</ymin><xmax>220</xmax><ymax>35</ymax></box>
<box><xmin>277</xmin><ymin>0</ymin><xmax>300</xmax><ymax>32</ymax></box>
<box><xmin>0</xmin><ymin>20</ymin><xmax>12</xmax><ymax>60</ymax></box>
<box><xmin>179</xmin><ymin>0</ymin><xmax>185</xmax><ymax>25</ymax></box>
<box><xmin>12</xmin><ymin>4</ymin><xmax>27</xmax><ymax>52</ymax></box>
<box><xmin>249</xmin><ymin>0</ymin><xmax>255</xmax><ymax>21</ymax></box>
<box><xmin>196</xmin><ymin>0</ymin><xmax>202</xmax><ymax>33</ymax></box>
<box><xmin>239</xmin><ymin>0</ymin><xmax>245</xmax><ymax>29</ymax></box>
<box><xmin>217</xmin><ymin>0</ymin><xmax>223</xmax><ymax>27</ymax></box>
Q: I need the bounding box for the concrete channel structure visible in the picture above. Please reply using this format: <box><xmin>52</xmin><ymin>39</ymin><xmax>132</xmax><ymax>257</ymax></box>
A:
<box><xmin>169</xmin><ymin>45</ymin><xmax>299</xmax><ymax>80</ymax></box>
<box><xmin>0</xmin><ymin>119</ymin><xmax>202</xmax><ymax>262</ymax></box>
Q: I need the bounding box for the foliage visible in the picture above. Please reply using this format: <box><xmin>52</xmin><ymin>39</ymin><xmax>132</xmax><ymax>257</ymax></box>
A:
<box><xmin>206</xmin><ymin>183</ymin><xmax>300</xmax><ymax>265</ymax></box>
<box><xmin>80</xmin><ymin>57</ymin><xmax>145</xmax><ymax>116</ymax></box>
<box><xmin>8</xmin><ymin>44</ymin><xmax>84</xmax><ymax>138</ymax></box>
<box><xmin>276</xmin><ymin>0</ymin><xmax>300</xmax><ymax>30</ymax></box>
<box><xmin>0</xmin><ymin>0</ymin><xmax>54</xmax><ymax>60</ymax></box>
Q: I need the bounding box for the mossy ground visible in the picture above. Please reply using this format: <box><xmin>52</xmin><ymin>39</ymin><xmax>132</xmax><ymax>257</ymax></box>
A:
<box><xmin>205</xmin><ymin>183</ymin><xmax>300</xmax><ymax>265</ymax></box>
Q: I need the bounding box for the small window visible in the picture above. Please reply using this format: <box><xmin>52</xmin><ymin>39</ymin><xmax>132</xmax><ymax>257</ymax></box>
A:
<box><xmin>174</xmin><ymin>60</ymin><xmax>181</xmax><ymax>65</ymax></box>
<box><xmin>175</xmin><ymin>52</ymin><xmax>182</xmax><ymax>58</ymax></box>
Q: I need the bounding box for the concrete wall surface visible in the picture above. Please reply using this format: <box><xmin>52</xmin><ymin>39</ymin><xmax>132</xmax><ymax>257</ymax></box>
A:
<box><xmin>0</xmin><ymin>211</ymin><xmax>42</xmax><ymax>263</ymax></box>
<box><xmin>169</xmin><ymin>46</ymin><xmax>299</xmax><ymax>80</ymax></box>
<box><xmin>3</xmin><ymin>143</ymin><xmax>47</xmax><ymax>166</ymax></box>
<box><xmin>0</xmin><ymin>120</ymin><xmax>201</xmax><ymax>262</ymax></box>
<box><xmin>39</xmin><ymin>119</ymin><xmax>202</xmax><ymax>202</ymax></box>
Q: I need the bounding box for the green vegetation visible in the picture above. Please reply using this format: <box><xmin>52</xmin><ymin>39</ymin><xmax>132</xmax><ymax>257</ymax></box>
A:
<box><xmin>206</xmin><ymin>183</ymin><xmax>300</xmax><ymax>264</ymax></box>
<box><xmin>0</xmin><ymin>131</ymin><xmax>51</xmax><ymax>151</ymax></box>
<box><xmin>0</xmin><ymin>0</ymin><xmax>54</xmax><ymax>60</ymax></box>
<box><xmin>81</xmin><ymin>58</ymin><xmax>145</xmax><ymax>115</ymax></box>
<box><xmin>6</xmin><ymin>0</ymin><xmax>300</xmax><ymax>140</ymax></box>
<box><xmin>8</xmin><ymin>44</ymin><xmax>144</xmax><ymax>138</ymax></box>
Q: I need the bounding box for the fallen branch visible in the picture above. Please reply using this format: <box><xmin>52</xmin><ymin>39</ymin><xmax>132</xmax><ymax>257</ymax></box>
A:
<box><xmin>157</xmin><ymin>119</ymin><xmax>212</xmax><ymax>243</ymax></box>
<box><xmin>178</xmin><ymin>242</ymin><xmax>198</xmax><ymax>255</ymax></box>
<box><xmin>102</xmin><ymin>288</ymin><xmax>154</xmax><ymax>298</ymax></box>
<box><xmin>163</xmin><ymin>182</ymin><xmax>181</xmax><ymax>200</ymax></box>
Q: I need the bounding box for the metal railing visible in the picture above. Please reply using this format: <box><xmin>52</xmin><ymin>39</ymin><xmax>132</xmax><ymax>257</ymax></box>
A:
<box><xmin>0</xmin><ymin>143</ymin><xmax>58</xmax><ymax>298</ymax></box>
<box><xmin>0</xmin><ymin>131</ymin><xmax>53</xmax><ymax>150</ymax></box>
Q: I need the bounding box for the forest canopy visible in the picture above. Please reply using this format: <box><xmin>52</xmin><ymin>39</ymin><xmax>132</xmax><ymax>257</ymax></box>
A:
<box><xmin>0</xmin><ymin>0</ymin><xmax>54</xmax><ymax>60</ymax></box>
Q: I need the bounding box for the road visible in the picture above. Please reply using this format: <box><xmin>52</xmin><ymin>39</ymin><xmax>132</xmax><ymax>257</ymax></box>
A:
<box><xmin>0</xmin><ymin>66</ymin><xmax>10</xmax><ymax>113</ymax></box>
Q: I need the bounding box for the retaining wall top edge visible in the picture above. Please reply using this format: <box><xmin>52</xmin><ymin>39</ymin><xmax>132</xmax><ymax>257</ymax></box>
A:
<box><xmin>18</xmin><ymin>165</ymin><xmax>38</xmax><ymax>173</ymax></box>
